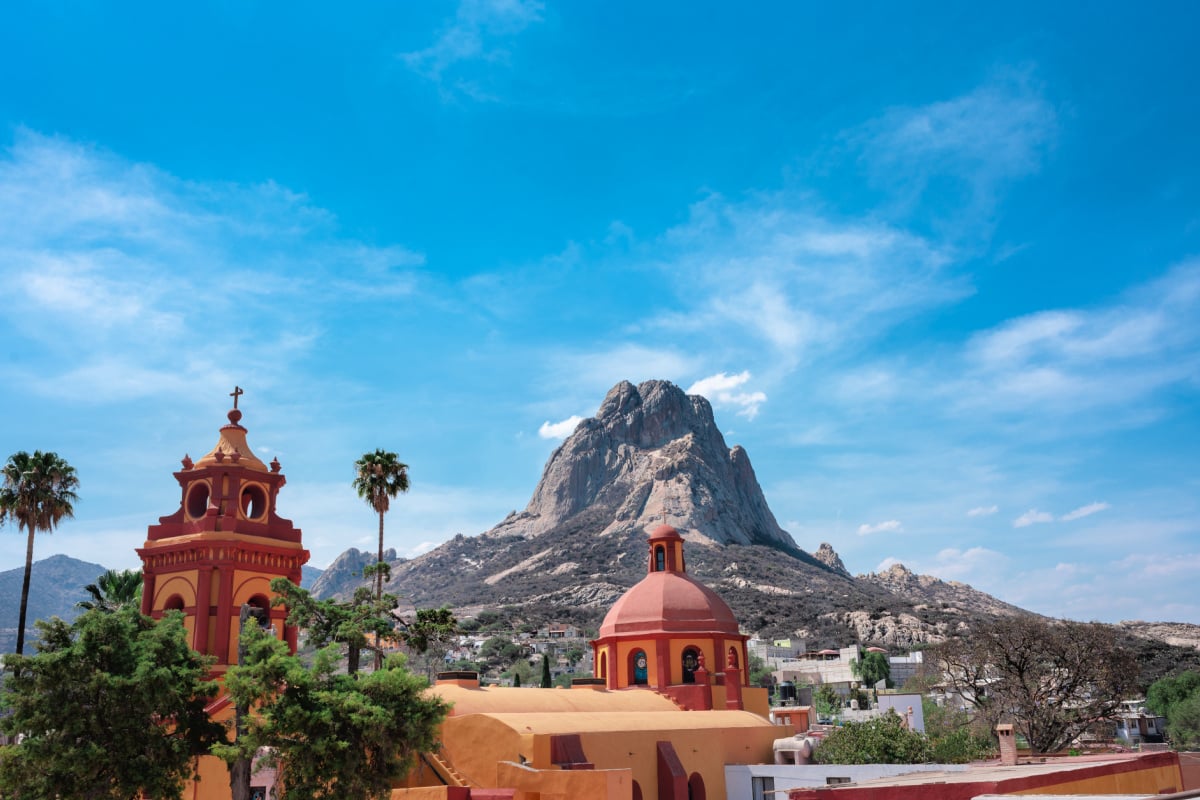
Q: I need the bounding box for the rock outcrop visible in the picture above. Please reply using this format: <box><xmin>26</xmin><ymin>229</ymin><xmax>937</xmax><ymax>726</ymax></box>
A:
<box><xmin>813</xmin><ymin>543</ymin><xmax>850</xmax><ymax>577</ymax></box>
<box><xmin>859</xmin><ymin>562</ymin><xmax>1029</xmax><ymax>619</ymax></box>
<box><xmin>487</xmin><ymin>380</ymin><xmax>799</xmax><ymax>551</ymax></box>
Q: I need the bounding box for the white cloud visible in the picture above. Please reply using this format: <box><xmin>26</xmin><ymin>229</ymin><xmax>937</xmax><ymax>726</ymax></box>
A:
<box><xmin>1013</xmin><ymin>508</ymin><xmax>1054</xmax><ymax>528</ymax></box>
<box><xmin>857</xmin><ymin>519</ymin><xmax>902</xmax><ymax>536</ymax></box>
<box><xmin>0</xmin><ymin>130</ymin><xmax>425</xmax><ymax>405</ymax></box>
<box><xmin>686</xmin><ymin>371</ymin><xmax>768</xmax><ymax>419</ymax></box>
<box><xmin>538</xmin><ymin>415</ymin><xmax>584</xmax><ymax>440</ymax></box>
<box><xmin>875</xmin><ymin>556</ymin><xmax>902</xmax><ymax>572</ymax></box>
<box><xmin>1061</xmin><ymin>502</ymin><xmax>1110</xmax><ymax>522</ymax></box>
<box><xmin>399</xmin><ymin>0</ymin><xmax>544</xmax><ymax>100</ymax></box>
<box><xmin>854</xmin><ymin>72</ymin><xmax>1058</xmax><ymax>223</ymax></box>
<box><xmin>650</xmin><ymin>193</ymin><xmax>960</xmax><ymax>370</ymax></box>
<box><xmin>928</xmin><ymin>546</ymin><xmax>1010</xmax><ymax>583</ymax></box>
<box><xmin>967</xmin><ymin>505</ymin><xmax>999</xmax><ymax>517</ymax></box>
<box><xmin>954</xmin><ymin>262</ymin><xmax>1200</xmax><ymax>418</ymax></box>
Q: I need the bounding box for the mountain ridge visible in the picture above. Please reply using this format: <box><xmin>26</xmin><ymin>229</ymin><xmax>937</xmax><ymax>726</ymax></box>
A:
<box><xmin>308</xmin><ymin>379</ymin><xmax>1200</xmax><ymax>660</ymax></box>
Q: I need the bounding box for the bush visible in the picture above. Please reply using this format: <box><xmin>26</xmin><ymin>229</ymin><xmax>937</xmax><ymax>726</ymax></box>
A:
<box><xmin>814</xmin><ymin>711</ymin><xmax>931</xmax><ymax>765</ymax></box>
<box><xmin>928</xmin><ymin>728</ymin><xmax>995</xmax><ymax>763</ymax></box>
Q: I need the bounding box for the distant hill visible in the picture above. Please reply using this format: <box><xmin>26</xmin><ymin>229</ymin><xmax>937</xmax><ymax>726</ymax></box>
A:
<box><xmin>0</xmin><ymin>554</ymin><xmax>106</xmax><ymax>654</ymax></box>
<box><xmin>0</xmin><ymin>557</ymin><xmax>323</xmax><ymax>654</ymax></box>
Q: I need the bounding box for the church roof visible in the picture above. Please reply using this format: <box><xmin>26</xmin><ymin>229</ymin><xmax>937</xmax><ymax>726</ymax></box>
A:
<box><xmin>192</xmin><ymin>406</ymin><xmax>269</xmax><ymax>472</ymax></box>
<box><xmin>598</xmin><ymin>525</ymin><xmax>741</xmax><ymax>638</ymax></box>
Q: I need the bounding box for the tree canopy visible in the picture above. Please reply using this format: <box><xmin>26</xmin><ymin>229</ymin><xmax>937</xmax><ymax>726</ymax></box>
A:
<box><xmin>933</xmin><ymin>615</ymin><xmax>1138</xmax><ymax>754</ymax></box>
<box><xmin>398</xmin><ymin>606</ymin><xmax>459</xmax><ymax>678</ymax></box>
<box><xmin>851</xmin><ymin>651</ymin><xmax>891</xmax><ymax>690</ymax></box>
<box><xmin>352</xmin><ymin>450</ymin><xmax>409</xmax><ymax>600</ymax></box>
<box><xmin>77</xmin><ymin>567</ymin><xmax>144</xmax><ymax>612</ymax></box>
<box><xmin>1146</xmin><ymin>670</ymin><xmax>1200</xmax><ymax>748</ymax></box>
<box><xmin>219</xmin><ymin>619</ymin><xmax>449</xmax><ymax>800</ymax></box>
<box><xmin>813</xmin><ymin>711</ymin><xmax>931</xmax><ymax>765</ymax></box>
<box><xmin>0</xmin><ymin>607</ymin><xmax>222</xmax><ymax>800</ymax></box>
<box><xmin>269</xmin><ymin>576</ymin><xmax>396</xmax><ymax>675</ymax></box>
<box><xmin>1</xmin><ymin>449</ymin><xmax>79</xmax><ymax>654</ymax></box>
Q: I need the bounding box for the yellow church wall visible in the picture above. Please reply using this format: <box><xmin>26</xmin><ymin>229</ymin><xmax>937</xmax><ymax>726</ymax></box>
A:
<box><xmin>1008</xmin><ymin>761</ymin><xmax>1182</xmax><ymax>796</ymax></box>
<box><xmin>154</xmin><ymin>572</ymin><xmax>199</xmax><ymax>608</ymax></box>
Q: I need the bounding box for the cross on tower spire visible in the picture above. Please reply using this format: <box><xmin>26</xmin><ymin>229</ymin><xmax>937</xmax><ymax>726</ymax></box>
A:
<box><xmin>230</xmin><ymin>386</ymin><xmax>244</xmax><ymax>409</ymax></box>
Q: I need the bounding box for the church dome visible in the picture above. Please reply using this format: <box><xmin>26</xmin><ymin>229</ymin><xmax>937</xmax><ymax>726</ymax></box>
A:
<box><xmin>598</xmin><ymin>525</ymin><xmax>741</xmax><ymax>638</ymax></box>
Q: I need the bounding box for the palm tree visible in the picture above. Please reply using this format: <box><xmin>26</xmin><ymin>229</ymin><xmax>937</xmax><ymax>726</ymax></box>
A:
<box><xmin>352</xmin><ymin>449</ymin><xmax>409</xmax><ymax>606</ymax></box>
<box><xmin>77</xmin><ymin>568</ymin><xmax>143</xmax><ymax>612</ymax></box>
<box><xmin>1</xmin><ymin>450</ymin><xmax>79</xmax><ymax>654</ymax></box>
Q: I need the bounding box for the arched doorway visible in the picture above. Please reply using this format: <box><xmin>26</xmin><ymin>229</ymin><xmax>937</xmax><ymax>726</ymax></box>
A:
<box><xmin>629</xmin><ymin>649</ymin><xmax>649</xmax><ymax>685</ymax></box>
<box><xmin>688</xmin><ymin>772</ymin><xmax>706</xmax><ymax>800</ymax></box>
<box><xmin>632</xmin><ymin>779</ymin><xmax>643</xmax><ymax>800</ymax></box>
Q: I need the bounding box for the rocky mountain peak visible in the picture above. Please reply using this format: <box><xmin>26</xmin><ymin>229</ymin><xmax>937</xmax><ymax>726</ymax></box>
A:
<box><xmin>489</xmin><ymin>379</ymin><xmax>798</xmax><ymax>550</ymax></box>
<box><xmin>813</xmin><ymin>542</ymin><xmax>850</xmax><ymax>577</ymax></box>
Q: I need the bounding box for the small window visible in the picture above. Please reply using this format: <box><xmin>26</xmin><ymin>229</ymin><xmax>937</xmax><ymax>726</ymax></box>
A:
<box><xmin>655</xmin><ymin>546</ymin><xmax>666</xmax><ymax>572</ymax></box>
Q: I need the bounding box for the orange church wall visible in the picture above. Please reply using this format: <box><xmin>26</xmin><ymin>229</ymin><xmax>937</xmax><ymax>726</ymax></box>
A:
<box><xmin>495</xmin><ymin>761</ymin><xmax>631</xmax><ymax>800</ymax></box>
<box><xmin>431</xmin><ymin>708</ymin><xmax>782</xmax><ymax>800</ymax></box>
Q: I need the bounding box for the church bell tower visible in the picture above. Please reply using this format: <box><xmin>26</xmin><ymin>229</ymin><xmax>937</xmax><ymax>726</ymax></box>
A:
<box><xmin>137</xmin><ymin>388</ymin><xmax>309</xmax><ymax>671</ymax></box>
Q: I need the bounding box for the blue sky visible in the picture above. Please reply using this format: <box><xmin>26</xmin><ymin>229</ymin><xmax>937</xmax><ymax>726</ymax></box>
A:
<box><xmin>1</xmin><ymin>2</ymin><xmax>1198</xmax><ymax>626</ymax></box>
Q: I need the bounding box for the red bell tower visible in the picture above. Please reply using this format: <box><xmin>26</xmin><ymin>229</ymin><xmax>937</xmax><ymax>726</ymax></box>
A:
<box><xmin>137</xmin><ymin>389</ymin><xmax>309</xmax><ymax>671</ymax></box>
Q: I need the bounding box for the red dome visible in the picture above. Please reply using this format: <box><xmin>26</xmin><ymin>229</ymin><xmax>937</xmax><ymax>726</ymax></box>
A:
<box><xmin>599</xmin><ymin>570</ymin><xmax>741</xmax><ymax>637</ymax></box>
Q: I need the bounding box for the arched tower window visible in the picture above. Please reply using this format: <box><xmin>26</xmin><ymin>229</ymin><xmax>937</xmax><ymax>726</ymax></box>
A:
<box><xmin>682</xmin><ymin>647</ymin><xmax>701</xmax><ymax>684</ymax></box>
<box><xmin>164</xmin><ymin>594</ymin><xmax>185</xmax><ymax>612</ymax></box>
<box><xmin>654</xmin><ymin>546</ymin><xmax>665</xmax><ymax>572</ymax></box>
<box><xmin>688</xmin><ymin>772</ymin><xmax>707</xmax><ymax>800</ymax></box>
<box><xmin>597</xmin><ymin>651</ymin><xmax>607</xmax><ymax>679</ymax></box>
<box><xmin>727</xmin><ymin>646</ymin><xmax>739</xmax><ymax>669</ymax></box>
<box><xmin>629</xmin><ymin>649</ymin><xmax>649</xmax><ymax>685</ymax></box>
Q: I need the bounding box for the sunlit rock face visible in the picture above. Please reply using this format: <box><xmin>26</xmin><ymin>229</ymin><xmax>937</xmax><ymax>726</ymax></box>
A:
<box><xmin>489</xmin><ymin>379</ymin><xmax>799</xmax><ymax>550</ymax></box>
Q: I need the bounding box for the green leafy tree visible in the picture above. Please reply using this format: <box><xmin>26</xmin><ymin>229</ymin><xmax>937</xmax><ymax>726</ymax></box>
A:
<box><xmin>1165</xmin><ymin>694</ymin><xmax>1200</xmax><ymax>748</ymax></box>
<box><xmin>218</xmin><ymin>624</ymin><xmax>449</xmax><ymax>800</ymax></box>
<box><xmin>478</xmin><ymin>635</ymin><xmax>523</xmax><ymax>672</ymax></box>
<box><xmin>1146</xmin><ymin>670</ymin><xmax>1200</xmax><ymax>717</ymax></box>
<box><xmin>540</xmin><ymin>653</ymin><xmax>552</xmax><ymax>688</ymax></box>
<box><xmin>851</xmin><ymin>651</ymin><xmax>891</xmax><ymax>690</ymax></box>
<box><xmin>352</xmin><ymin>450</ymin><xmax>409</xmax><ymax>606</ymax></box>
<box><xmin>0</xmin><ymin>607</ymin><xmax>222</xmax><ymax>799</ymax></box>
<box><xmin>748</xmin><ymin>653</ymin><xmax>774</xmax><ymax>689</ymax></box>
<box><xmin>814</xmin><ymin>684</ymin><xmax>842</xmax><ymax>720</ymax></box>
<box><xmin>923</xmin><ymin>697</ymin><xmax>996</xmax><ymax>763</ymax></box>
<box><xmin>269</xmin><ymin>577</ymin><xmax>396</xmax><ymax>675</ymax></box>
<box><xmin>77</xmin><ymin>568</ymin><xmax>143</xmax><ymax>612</ymax></box>
<box><xmin>933</xmin><ymin>616</ymin><xmax>1138</xmax><ymax>754</ymax></box>
<box><xmin>813</xmin><ymin>711</ymin><xmax>931</xmax><ymax>765</ymax></box>
<box><xmin>1146</xmin><ymin>671</ymin><xmax>1200</xmax><ymax>749</ymax></box>
<box><xmin>1</xmin><ymin>450</ymin><xmax>79</xmax><ymax>654</ymax></box>
<box><xmin>399</xmin><ymin>606</ymin><xmax>459</xmax><ymax>678</ymax></box>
